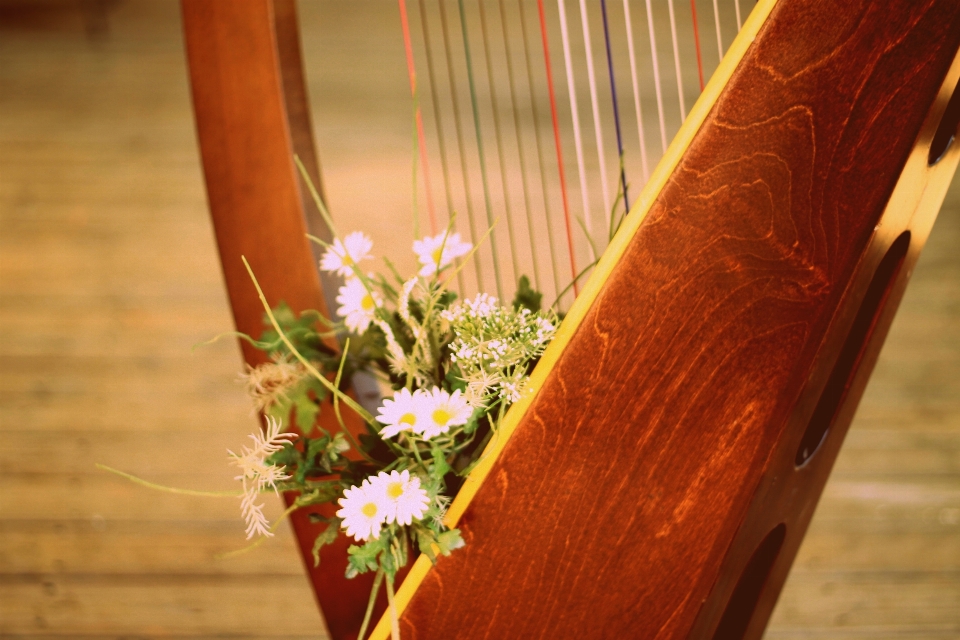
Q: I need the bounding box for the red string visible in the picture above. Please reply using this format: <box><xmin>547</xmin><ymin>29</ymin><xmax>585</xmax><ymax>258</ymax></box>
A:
<box><xmin>536</xmin><ymin>0</ymin><xmax>579</xmax><ymax>297</ymax></box>
<box><xmin>689</xmin><ymin>0</ymin><xmax>705</xmax><ymax>91</ymax></box>
<box><xmin>397</xmin><ymin>0</ymin><xmax>438</xmax><ymax>235</ymax></box>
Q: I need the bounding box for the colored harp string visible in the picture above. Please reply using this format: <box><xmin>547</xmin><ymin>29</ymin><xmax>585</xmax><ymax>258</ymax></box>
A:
<box><xmin>370</xmin><ymin>1</ymin><xmax>746</xmax><ymax>307</ymax></box>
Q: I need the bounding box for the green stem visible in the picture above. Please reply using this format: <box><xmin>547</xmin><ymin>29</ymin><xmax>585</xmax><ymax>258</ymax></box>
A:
<box><xmin>96</xmin><ymin>464</ymin><xmax>243</xmax><ymax>497</ymax></box>
<box><xmin>357</xmin><ymin>568</ymin><xmax>385</xmax><ymax>640</ymax></box>
<box><xmin>294</xmin><ymin>155</ymin><xmax>339</xmax><ymax>239</ymax></box>
<box><xmin>386</xmin><ymin>572</ymin><xmax>401</xmax><ymax>640</ymax></box>
<box><xmin>242</xmin><ymin>256</ymin><xmax>375</xmax><ymax>426</ymax></box>
<box><xmin>333</xmin><ymin>339</ymin><xmax>378</xmax><ymax>465</ymax></box>
<box><xmin>215</xmin><ymin>502</ymin><xmax>299</xmax><ymax>560</ymax></box>
<box><xmin>550</xmin><ymin>259</ymin><xmax>600</xmax><ymax>312</ymax></box>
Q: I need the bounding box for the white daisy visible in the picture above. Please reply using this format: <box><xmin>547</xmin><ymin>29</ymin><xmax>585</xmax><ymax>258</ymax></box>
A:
<box><xmin>320</xmin><ymin>231</ymin><xmax>373</xmax><ymax>277</ymax></box>
<box><xmin>336</xmin><ymin>276</ymin><xmax>382</xmax><ymax>334</ymax></box>
<box><xmin>413</xmin><ymin>231</ymin><xmax>472</xmax><ymax>276</ymax></box>
<box><xmin>336</xmin><ymin>478</ymin><xmax>387</xmax><ymax>542</ymax></box>
<box><xmin>376</xmin><ymin>387</ymin><xmax>428</xmax><ymax>439</ymax></box>
<box><xmin>419</xmin><ymin>387</ymin><xmax>473</xmax><ymax>438</ymax></box>
<box><xmin>374</xmin><ymin>470</ymin><xmax>430</xmax><ymax>526</ymax></box>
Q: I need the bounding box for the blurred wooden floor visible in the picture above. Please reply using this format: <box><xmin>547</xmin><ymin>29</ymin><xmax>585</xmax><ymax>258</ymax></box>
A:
<box><xmin>0</xmin><ymin>1</ymin><xmax>957</xmax><ymax>638</ymax></box>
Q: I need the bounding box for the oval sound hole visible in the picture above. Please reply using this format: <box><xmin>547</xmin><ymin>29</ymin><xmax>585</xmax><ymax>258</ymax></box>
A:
<box><xmin>929</xmin><ymin>78</ymin><xmax>960</xmax><ymax>165</ymax></box>
<box><xmin>795</xmin><ymin>231</ymin><xmax>911</xmax><ymax>467</ymax></box>
<box><xmin>711</xmin><ymin>523</ymin><xmax>787</xmax><ymax>640</ymax></box>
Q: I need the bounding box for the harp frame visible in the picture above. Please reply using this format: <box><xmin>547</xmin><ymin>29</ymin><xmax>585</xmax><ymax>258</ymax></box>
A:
<box><xmin>181</xmin><ymin>0</ymin><xmax>960</xmax><ymax>638</ymax></box>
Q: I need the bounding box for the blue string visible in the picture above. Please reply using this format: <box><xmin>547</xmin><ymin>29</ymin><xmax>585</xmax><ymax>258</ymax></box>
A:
<box><xmin>600</xmin><ymin>0</ymin><xmax>629</xmax><ymax>213</ymax></box>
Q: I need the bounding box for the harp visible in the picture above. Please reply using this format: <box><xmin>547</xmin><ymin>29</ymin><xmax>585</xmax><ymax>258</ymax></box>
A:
<box><xmin>181</xmin><ymin>1</ymin><xmax>960</xmax><ymax>638</ymax></box>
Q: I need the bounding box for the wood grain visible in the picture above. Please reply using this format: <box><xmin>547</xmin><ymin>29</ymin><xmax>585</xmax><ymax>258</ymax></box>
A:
<box><xmin>180</xmin><ymin>2</ymin><xmax>391</xmax><ymax>637</ymax></box>
<box><xmin>395</xmin><ymin>1</ymin><xmax>960</xmax><ymax>638</ymax></box>
<box><xmin>1</xmin><ymin>1</ymin><xmax>958</xmax><ymax>638</ymax></box>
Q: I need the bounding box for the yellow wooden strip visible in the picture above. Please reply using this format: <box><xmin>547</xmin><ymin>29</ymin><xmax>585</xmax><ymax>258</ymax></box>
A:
<box><xmin>369</xmin><ymin>1</ymin><xmax>780</xmax><ymax>637</ymax></box>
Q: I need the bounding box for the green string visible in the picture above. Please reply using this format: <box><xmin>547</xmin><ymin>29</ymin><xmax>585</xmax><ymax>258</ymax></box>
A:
<box><xmin>437</xmin><ymin>0</ymin><xmax>485</xmax><ymax>293</ymax></box>
<box><xmin>477</xmin><ymin>0</ymin><xmax>521</xmax><ymax>286</ymax></box>
<box><xmin>458</xmin><ymin>0</ymin><xmax>504</xmax><ymax>301</ymax></box>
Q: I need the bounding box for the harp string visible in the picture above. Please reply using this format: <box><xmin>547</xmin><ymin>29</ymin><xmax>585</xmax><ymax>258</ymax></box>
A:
<box><xmin>711</xmin><ymin>0</ymin><xmax>724</xmax><ymax>59</ymax></box>
<box><xmin>498</xmin><ymin>0</ymin><xmax>543</xmax><ymax>292</ymax></box>
<box><xmin>458</xmin><ymin>0</ymin><xmax>505</xmax><ymax>300</ymax></box>
<box><xmin>689</xmin><ymin>0</ymin><xmax>705</xmax><ymax>91</ymax></box>
<box><xmin>537</xmin><ymin>0</ymin><xmax>580</xmax><ymax>298</ymax></box>
<box><xmin>622</xmin><ymin>0</ymin><xmax>650</xmax><ymax>183</ymax></box>
<box><xmin>578</xmin><ymin>0</ymin><xmax>611</xmax><ymax>229</ymax></box>
<box><xmin>600</xmin><ymin>0</ymin><xmax>630</xmax><ymax>214</ymax></box>
<box><xmin>557</xmin><ymin>0</ymin><xmax>593</xmax><ymax>248</ymax></box>
<box><xmin>519</xmin><ymin>0</ymin><xmax>563</xmax><ymax>298</ymax></box>
<box><xmin>476</xmin><ymin>0</ymin><xmax>522</xmax><ymax>284</ymax></box>
<box><xmin>367</xmin><ymin>0</ymin><xmax>749</xmax><ymax>306</ymax></box>
<box><xmin>417</xmin><ymin>0</ymin><xmax>467</xmax><ymax>293</ymax></box>
<box><xmin>667</xmin><ymin>0</ymin><xmax>687</xmax><ymax>120</ymax></box>
<box><xmin>436</xmin><ymin>0</ymin><xmax>486</xmax><ymax>293</ymax></box>
<box><xmin>644</xmin><ymin>0</ymin><xmax>669</xmax><ymax>154</ymax></box>
<box><xmin>397</xmin><ymin>0</ymin><xmax>439</xmax><ymax>234</ymax></box>
<box><xmin>735</xmin><ymin>0</ymin><xmax>742</xmax><ymax>31</ymax></box>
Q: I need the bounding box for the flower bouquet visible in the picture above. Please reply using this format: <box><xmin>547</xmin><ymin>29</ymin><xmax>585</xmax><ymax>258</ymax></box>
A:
<box><xmin>216</xmin><ymin>190</ymin><xmax>556</xmax><ymax>637</ymax></box>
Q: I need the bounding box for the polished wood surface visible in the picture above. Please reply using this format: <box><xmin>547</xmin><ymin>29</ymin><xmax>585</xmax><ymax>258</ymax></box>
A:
<box><xmin>1</xmin><ymin>1</ymin><xmax>958</xmax><ymax>638</ymax></box>
<box><xmin>181</xmin><ymin>1</ymin><xmax>386</xmax><ymax>637</ymax></box>
<box><xmin>391</xmin><ymin>1</ymin><xmax>960</xmax><ymax>637</ymax></box>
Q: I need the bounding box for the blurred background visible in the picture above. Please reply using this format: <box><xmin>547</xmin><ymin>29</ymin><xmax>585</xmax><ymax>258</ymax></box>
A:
<box><xmin>0</xmin><ymin>1</ymin><xmax>957</xmax><ymax>638</ymax></box>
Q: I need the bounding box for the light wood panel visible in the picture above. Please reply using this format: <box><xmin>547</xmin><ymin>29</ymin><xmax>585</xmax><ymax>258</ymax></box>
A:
<box><xmin>0</xmin><ymin>1</ymin><xmax>957</xmax><ymax>638</ymax></box>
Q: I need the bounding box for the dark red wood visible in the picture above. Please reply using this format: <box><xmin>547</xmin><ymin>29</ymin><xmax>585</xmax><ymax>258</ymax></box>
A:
<box><xmin>397</xmin><ymin>1</ymin><xmax>960</xmax><ymax>638</ymax></box>
<box><xmin>181</xmin><ymin>2</ymin><xmax>383</xmax><ymax>638</ymax></box>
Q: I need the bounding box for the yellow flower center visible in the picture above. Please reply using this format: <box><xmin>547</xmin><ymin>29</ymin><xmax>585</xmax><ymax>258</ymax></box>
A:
<box><xmin>432</xmin><ymin>408</ymin><xmax>452</xmax><ymax>426</ymax></box>
<box><xmin>387</xmin><ymin>482</ymin><xmax>405</xmax><ymax>500</ymax></box>
<box><xmin>361</xmin><ymin>502</ymin><xmax>378</xmax><ymax>518</ymax></box>
<box><xmin>343</xmin><ymin>255</ymin><xmax>354</xmax><ymax>266</ymax></box>
<box><xmin>431</xmin><ymin>247</ymin><xmax>443</xmax><ymax>264</ymax></box>
<box><xmin>361</xmin><ymin>294</ymin><xmax>375</xmax><ymax>310</ymax></box>
<box><xmin>399</xmin><ymin>412</ymin><xmax>417</xmax><ymax>426</ymax></box>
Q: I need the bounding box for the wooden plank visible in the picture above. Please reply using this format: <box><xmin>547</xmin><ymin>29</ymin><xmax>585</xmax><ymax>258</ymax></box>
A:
<box><xmin>0</xmin><ymin>0</ymin><xmax>957</xmax><ymax>638</ymax></box>
<box><xmin>0</xmin><ymin>577</ymin><xmax>324</xmax><ymax>637</ymax></box>
<box><xmin>0</xmin><ymin>521</ymin><xmax>306</xmax><ymax>576</ymax></box>
<box><xmin>5</xmin><ymin>427</ymin><xmax>959</xmax><ymax>481</ymax></box>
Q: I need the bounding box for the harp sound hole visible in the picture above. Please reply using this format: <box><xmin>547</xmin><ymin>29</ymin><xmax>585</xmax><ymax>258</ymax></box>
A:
<box><xmin>929</xmin><ymin>79</ymin><xmax>960</xmax><ymax>165</ymax></box>
<box><xmin>711</xmin><ymin>523</ymin><xmax>787</xmax><ymax>640</ymax></box>
<box><xmin>795</xmin><ymin>231</ymin><xmax>911</xmax><ymax>467</ymax></box>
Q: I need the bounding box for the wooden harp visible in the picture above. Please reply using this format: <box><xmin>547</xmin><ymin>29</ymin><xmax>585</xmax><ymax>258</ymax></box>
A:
<box><xmin>181</xmin><ymin>0</ymin><xmax>960</xmax><ymax>638</ymax></box>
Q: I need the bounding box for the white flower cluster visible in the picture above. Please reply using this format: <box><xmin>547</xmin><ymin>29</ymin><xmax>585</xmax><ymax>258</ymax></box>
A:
<box><xmin>375</xmin><ymin>387</ymin><xmax>473</xmax><ymax>439</ymax></box>
<box><xmin>228</xmin><ymin>416</ymin><xmax>296</xmax><ymax>538</ymax></box>
<box><xmin>320</xmin><ymin>230</ymin><xmax>473</xmax><ymax>336</ymax></box>
<box><xmin>439</xmin><ymin>292</ymin><xmax>498</xmax><ymax>324</ymax></box>
<box><xmin>443</xmin><ymin>294</ymin><xmax>557</xmax><ymax>408</ymax></box>
<box><xmin>336</xmin><ymin>469</ymin><xmax>430</xmax><ymax>541</ymax></box>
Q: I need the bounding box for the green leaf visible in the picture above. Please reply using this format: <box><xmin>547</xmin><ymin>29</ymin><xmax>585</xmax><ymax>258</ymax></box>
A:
<box><xmin>310</xmin><ymin>518</ymin><xmax>341</xmax><ymax>567</ymax></box>
<box><xmin>444</xmin><ymin>365</ymin><xmax>467</xmax><ymax>393</ymax></box>
<box><xmin>293</xmin><ymin>393</ymin><xmax>320</xmax><ymax>436</ymax></box>
<box><xmin>435</xmin><ymin>529</ymin><xmax>465</xmax><ymax>556</ymax></box>
<box><xmin>430</xmin><ymin>444</ymin><xmax>451</xmax><ymax>479</ymax></box>
<box><xmin>381</xmin><ymin>546</ymin><xmax>397</xmax><ymax>577</ymax></box>
<box><xmin>258</xmin><ymin>302</ymin><xmax>334</xmax><ymax>362</ymax></box>
<box><xmin>461</xmin><ymin>407</ymin><xmax>484</xmax><ymax>435</ymax></box>
<box><xmin>299</xmin><ymin>484</ymin><xmax>341</xmax><ymax>505</ymax></box>
<box><xmin>512</xmin><ymin>275</ymin><xmax>543</xmax><ymax>313</ymax></box>
<box><xmin>346</xmin><ymin>538</ymin><xmax>385</xmax><ymax>579</ymax></box>
<box><xmin>415</xmin><ymin>527</ymin><xmax>438</xmax><ymax>564</ymax></box>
